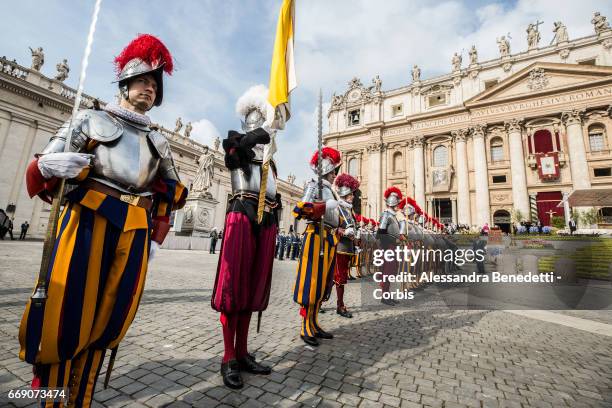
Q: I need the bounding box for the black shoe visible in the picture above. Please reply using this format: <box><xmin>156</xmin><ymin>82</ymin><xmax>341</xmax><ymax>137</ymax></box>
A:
<box><xmin>315</xmin><ymin>330</ymin><xmax>334</xmax><ymax>339</ymax></box>
<box><xmin>319</xmin><ymin>308</ymin><xmax>326</xmax><ymax>314</ymax></box>
<box><xmin>238</xmin><ymin>354</ymin><xmax>271</xmax><ymax>375</ymax></box>
<box><xmin>221</xmin><ymin>360</ymin><xmax>243</xmax><ymax>389</ymax></box>
<box><xmin>348</xmin><ymin>276</ymin><xmax>356</xmax><ymax>280</ymax></box>
<box><xmin>336</xmin><ymin>307</ymin><xmax>353</xmax><ymax>318</ymax></box>
<box><xmin>301</xmin><ymin>335</ymin><xmax>320</xmax><ymax>347</ymax></box>
<box><xmin>381</xmin><ymin>298</ymin><xmax>396</xmax><ymax>306</ymax></box>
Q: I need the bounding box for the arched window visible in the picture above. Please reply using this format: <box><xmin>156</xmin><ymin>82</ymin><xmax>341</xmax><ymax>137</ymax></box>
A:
<box><xmin>490</xmin><ymin>137</ymin><xmax>504</xmax><ymax>162</ymax></box>
<box><xmin>348</xmin><ymin>158</ymin><xmax>358</xmax><ymax>176</ymax></box>
<box><xmin>588</xmin><ymin>124</ymin><xmax>606</xmax><ymax>152</ymax></box>
<box><xmin>393</xmin><ymin>151</ymin><xmax>403</xmax><ymax>172</ymax></box>
<box><xmin>432</xmin><ymin>145</ymin><xmax>448</xmax><ymax>167</ymax></box>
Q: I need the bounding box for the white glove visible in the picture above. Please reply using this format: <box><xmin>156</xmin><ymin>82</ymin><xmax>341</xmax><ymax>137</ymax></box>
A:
<box><xmin>148</xmin><ymin>241</ymin><xmax>160</xmax><ymax>263</ymax></box>
<box><xmin>37</xmin><ymin>152</ymin><xmax>93</xmax><ymax>179</ymax></box>
<box><xmin>343</xmin><ymin>227</ymin><xmax>355</xmax><ymax>237</ymax></box>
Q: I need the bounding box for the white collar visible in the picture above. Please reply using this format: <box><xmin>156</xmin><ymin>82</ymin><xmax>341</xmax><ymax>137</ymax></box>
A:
<box><xmin>104</xmin><ymin>103</ymin><xmax>151</xmax><ymax>126</ymax></box>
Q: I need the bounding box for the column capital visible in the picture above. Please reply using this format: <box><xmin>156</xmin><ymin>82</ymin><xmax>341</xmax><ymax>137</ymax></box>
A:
<box><xmin>561</xmin><ymin>109</ymin><xmax>585</xmax><ymax>126</ymax></box>
<box><xmin>412</xmin><ymin>136</ymin><xmax>424</xmax><ymax>147</ymax></box>
<box><xmin>450</xmin><ymin>128</ymin><xmax>469</xmax><ymax>142</ymax></box>
<box><xmin>469</xmin><ymin>124</ymin><xmax>487</xmax><ymax>139</ymax></box>
<box><xmin>504</xmin><ymin>118</ymin><xmax>524</xmax><ymax>133</ymax></box>
<box><xmin>366</xmin><ymin>142</ymin><xmax>385</xmax><ymax>153</ymax></box>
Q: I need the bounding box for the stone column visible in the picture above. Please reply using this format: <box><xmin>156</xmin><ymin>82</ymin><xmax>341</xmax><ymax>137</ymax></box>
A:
<box><xmin>562</xmin><ymin>109</ymin><xmax>591</xmax><ymax>190</ymax></box>
<box><xmin>412</xmin><ymin>136</ymin><xmax>425</xmax><ymax>209</ymax></box>
<box><xmin>451</xmin><ymin>195</ymin><xmax>458</xmax><ymax>224</ymax></box>
<box><xmin>451</xmin><ymin>129</ymin><xmax>471</xmax><ymax>226</ymax></box>
<box><xmin>505</xmin><ymin>119</ymin><xmax>531</xmax><ymax>221</ymax></box>
<box><xmin>471</xmin><ymin>125</ymin><xmax>490</xmax><ymax>227</ymax></box>
<box><xmin>367</xmin><ymin>142</ymin><xmax>384</xmax><ymax>217</ymax></box>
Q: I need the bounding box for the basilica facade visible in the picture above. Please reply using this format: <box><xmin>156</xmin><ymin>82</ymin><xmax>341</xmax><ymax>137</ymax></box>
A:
<box><xmin>0</xmin><ymin>55</ymin><xmax>303</xmax><ymax>239</ymax></box>
<box><xmin>325</xmin><ymin>16</ymin><xmax>612</xmax><ymax>231</ymax></box>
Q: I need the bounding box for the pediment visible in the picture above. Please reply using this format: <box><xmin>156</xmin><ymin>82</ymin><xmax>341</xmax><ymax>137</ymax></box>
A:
<box><xmin>465</xmin><ymin>62</ymin><xmax>612</xmax><ymax>106</ymax></box>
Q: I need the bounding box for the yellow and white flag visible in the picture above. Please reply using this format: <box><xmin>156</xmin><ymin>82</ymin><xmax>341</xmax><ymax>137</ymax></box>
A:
<box><xmin>268</xmin><ymin>0</ymin><xmax>296</xmax><ymax>130</ymax></box>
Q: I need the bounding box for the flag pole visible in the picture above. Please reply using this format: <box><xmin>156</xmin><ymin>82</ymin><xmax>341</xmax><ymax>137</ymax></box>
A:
<box><xmin>31</xmin><ymin>0</ymin><xmax>103</xmax><ymax>307</ymax></box>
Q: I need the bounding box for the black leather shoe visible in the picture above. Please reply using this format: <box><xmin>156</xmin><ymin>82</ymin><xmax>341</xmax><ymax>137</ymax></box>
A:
<box><xmin>237</xmin><ymin>354</ymin><xmax>271</xmax><ymax>375</ymax></box>
<box><xmin>315</xmin><ymin>330</ymin><xmax>334</xmax><ymax>339</ymax></box>
<box><xmin>319</xmin><ymin>308</ymin><xmax>326</xmax><ymax>314</ymax></box>
<box><xmin>301</xmin><ymin>335</ymin><xmax>320</xmax><ymax>347</ymax></box>
<box><xmin>221</xmin><ymin>360</ymin><xmax>243</xmax><ymax>389</ymax></box>
<box><xmin>348</xmin><ymin>275</ymin><xmax>356</xmax><ymax>280</ymax></box>
<box><xmin>381</xmin><ymin>298</ymin><xmax>396</xmax><ymax>306</ymax></box>
<box><xmin>337</xmin><ymin>307</ymin><xmax>353</xmax><ymax>318</ymax></box>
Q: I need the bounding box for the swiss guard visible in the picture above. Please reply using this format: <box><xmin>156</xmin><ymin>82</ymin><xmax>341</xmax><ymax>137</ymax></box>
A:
<box><xmin>292</xmin><ymin>147</ymin><xmax>342</xmax><ymax>347</ymax></box>
<box><xmin>377</xmin><ymin>187</ymin><xmax>406</xmax><ymax>305</ymax></box>
<box><xmin>19</xmin><ymin>34</ymin><xmax>187</xmax><ymax>407</ymax></box>
<box><xmin>211</xmin><ymin>86</ymin><xmax>279</xmax><ymax>389</ymax></box>
<box><xmin>333</xmin><ymin>173</ymin><xmax>360</xmax><ymax>318</ymax></box>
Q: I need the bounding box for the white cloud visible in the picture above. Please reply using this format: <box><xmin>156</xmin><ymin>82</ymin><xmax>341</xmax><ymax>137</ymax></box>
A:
<box><xmin>292</xmin><ymin>0</ymin><xmax>610</xmax><ymax>93</ymax></box>
<box><xmin>190</xmin><ymin>119</ymin><xmax>221</xmax><ymax>147</ymax></box>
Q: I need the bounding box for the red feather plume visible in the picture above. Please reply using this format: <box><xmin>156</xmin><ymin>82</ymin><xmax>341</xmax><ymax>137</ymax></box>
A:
<box><xmin>397</xmin><ymin>198</ymin><xmax>407</xmax><ymax>209</ymax></box>
<box><xmin>334</xmin><ymin>173</ymin><xmax>360</xmax><ymax>191</ymax></box>
<box><xmin>310</xmin><ymin>147</ymin><xmax>341</xmax><ymax>167</ymax></box>
<box><xmin>384</xmin><ymin>186</ymin><xmax>402</xmax><ymax>200</ymax></box>
<box><xmin>405</xmin><ymin>196</ymin><xmax>417</xmax><ymax>207</ymax></box>
<box><xmin>115</xmin><ymin>34</ymin><xmax>174</xmax><ymax>75</ymax></box>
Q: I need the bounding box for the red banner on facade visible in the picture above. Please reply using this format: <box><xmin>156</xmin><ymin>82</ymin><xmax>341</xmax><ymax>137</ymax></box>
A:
<box><xmin>536</xmin><ymin>152</ymin><xmax>560</xmax><ymax>181</ymax></box>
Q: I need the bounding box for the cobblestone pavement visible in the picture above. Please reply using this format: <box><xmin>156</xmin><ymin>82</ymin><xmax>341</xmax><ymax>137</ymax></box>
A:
<box><xmin>0</xmin><ymin>241</ymin><xmax>611</xmax><ymax>407</ymax></box>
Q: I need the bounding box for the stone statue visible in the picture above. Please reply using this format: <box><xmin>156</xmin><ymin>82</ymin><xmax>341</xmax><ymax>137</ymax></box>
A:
<box><xmin>184</xmin><ymin>121</ymin><xmax>192</xmax><ymax>138</ymax></box>
<box><xmin>497</xmin><ymin>36</ymin><xmax>510</xmax><ymax>57</ymax></box>
<box><xmin>174</xmin><ymin>117</ymin><xmax>183</xmax><ymax>133</ymax></box>
<box><xmin>451</xmin><ymin>52</ymin><xmax>462</xmax><ymax>71</ymax></box>
<box><xmin>331</xmin><ymin>93</ymin><xmax>343</xmax><ymax>107</ymax></box>
<box><xmin>192</xmin><ymin>146</ymin><xmax>214</xmax><ymax>193</ymax></box>
<box><xmin>29</xmin><ymin>47</ymin><xmax>44</xmax><ymax>71</ymax></box>
<box><xmin>287</xmin><ymin>173</ymin><xmax>296</xmax><ymax>184</ymax></box>
<box><xmin>552</xmin><ymin>21</ymin><xmax>569</xmax><ymax>44</ymax></box>
<box><xmin>372</xmin><ymin>75</ymin><xmax>382</xmax><ymax>92</ymax></box>
<box><xmin>411</xmin><ymin>64</ymin><xmax>421</xmax><ymax>82</ymax></box>
<box><xmin>214</xmin><ymin>136</ymin><xmax>220</xmax><ymax>151</ymax></box>
<box><xmin>469</xmin><ymin>45</ymin><xmax>478</xmax><ymax>65</ymax></box>
<box><xmin>54</xmin><ymin>59</ymin><xmax>69</xmax><ymax>82</ymax></box>
<box><xmin>592</xmin><ymin>12</ymin><xmax>610</xmax><ymax>34</ymax></box>
<box><xmin>526</xmin><ymin>22</ymin><xmax>541</xmax><ymax>50</ymax></box>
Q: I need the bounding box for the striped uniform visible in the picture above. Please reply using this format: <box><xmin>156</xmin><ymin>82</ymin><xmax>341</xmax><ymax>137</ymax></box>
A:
<box><xmin>292</xmin><ymin>222</ymin><xmax>338</xmax><ymax>338</ymax></box>
<box><xmin>19</xmin><ymin>181</ymin><xmax>185</xmax><ymax>408</ymax></box>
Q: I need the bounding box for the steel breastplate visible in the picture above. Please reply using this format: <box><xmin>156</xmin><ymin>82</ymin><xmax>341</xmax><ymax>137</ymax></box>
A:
<box><xmin>230</xmin><ymin>162</ymin><xmax>277</xmax><ymax>201</ymax></box>
<box><xmin>89</xmin><ymin>119</ymin><xmax>160</xmax><ymax>195</ymax></box>
<box><xmin>386</xmin><ymin>215</ymin><xmax>400</xmax><ymax>236</ymax></box>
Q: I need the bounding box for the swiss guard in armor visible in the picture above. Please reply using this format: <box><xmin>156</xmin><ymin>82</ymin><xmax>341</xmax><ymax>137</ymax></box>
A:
<box><xmin>333</xmin><ymin>173</ymin><xmax>360</xmax><ymax>318</ymax></box>
<box><xmin>211</xmin><ymin>86</ymin><xmax>279</xmax><ymax>389</ymax></box>
<box><xmin>376</xmin><ymin>187</ymin><xmax>407</xmax><ymax>306</ymax></box>
<box><xmin>292</xmin><ymin>147</ymin><xmax>342</xmax><ymax>347</ymax></box>
<box><xmin>19</xmin><ymin>34</ymin><xmax>187</xmax><ymax>407</ymax></box>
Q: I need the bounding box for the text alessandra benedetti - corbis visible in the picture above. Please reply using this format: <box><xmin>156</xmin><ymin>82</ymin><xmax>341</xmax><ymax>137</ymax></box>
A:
<box><xmin>373</xmin><ymin>271</ymin><xmax>557</xmax><ymax>284</ymax></box>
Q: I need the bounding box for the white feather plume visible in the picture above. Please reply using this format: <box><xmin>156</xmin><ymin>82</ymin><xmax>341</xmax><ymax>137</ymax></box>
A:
<box><xmin>235</xmin><ymin>84</ymin><xmax>275</xmax><ymax>123</ymax></box>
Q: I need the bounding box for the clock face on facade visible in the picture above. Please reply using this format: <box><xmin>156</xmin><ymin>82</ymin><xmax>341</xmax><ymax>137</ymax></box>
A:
<box><xmin>348</xmin><ymin>89</ymin><xmax>361</xmax><ymax>102</ymax></box>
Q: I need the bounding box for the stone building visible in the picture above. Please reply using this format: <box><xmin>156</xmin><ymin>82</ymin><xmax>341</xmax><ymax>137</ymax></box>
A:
<box><xmin>325</xmin><ymin>17</ymin><xmax>612</xmax><ymax>231</ymax></box>
<box><xmin>0</xmin><ymin>55</ymin><xmax>303</xmax><ymax>239</ymax></box>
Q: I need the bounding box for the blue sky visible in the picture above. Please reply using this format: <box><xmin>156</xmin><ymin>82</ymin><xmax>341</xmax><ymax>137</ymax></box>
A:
<box><xmin>2</xmin><ymin>0</ymin><xmax>610</xmax><ymax>183</ymax></box>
